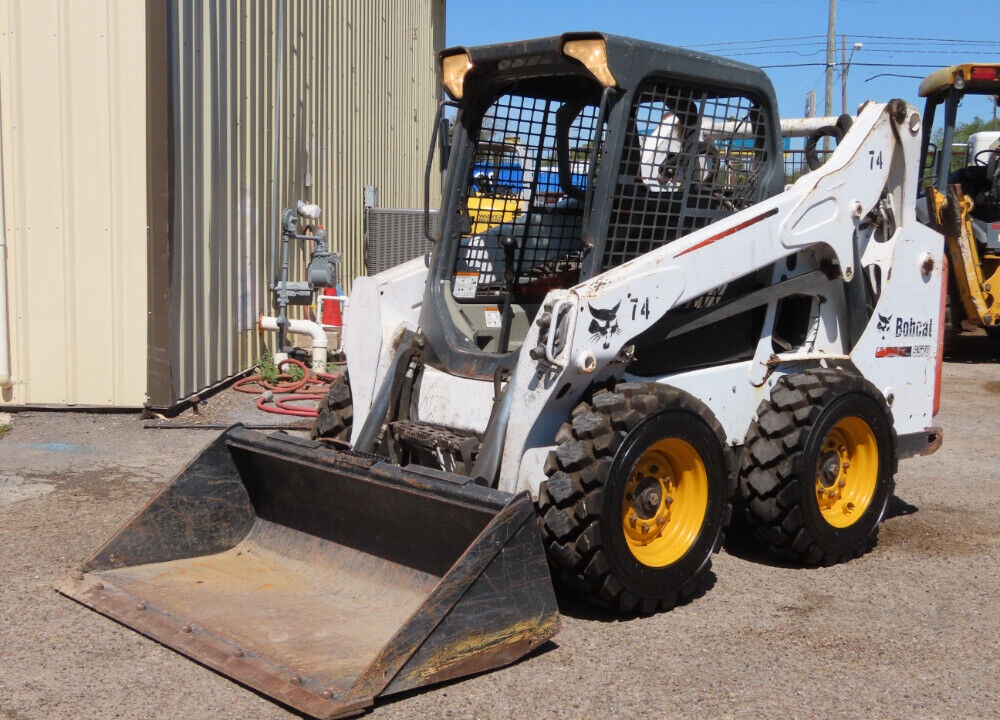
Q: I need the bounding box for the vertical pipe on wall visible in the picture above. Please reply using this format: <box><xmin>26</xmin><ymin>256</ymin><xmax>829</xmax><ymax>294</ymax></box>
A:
<box><xmin>268</xmin><ymin>0</ymin><xmax>286</xmax><ymax>293</ymax></box>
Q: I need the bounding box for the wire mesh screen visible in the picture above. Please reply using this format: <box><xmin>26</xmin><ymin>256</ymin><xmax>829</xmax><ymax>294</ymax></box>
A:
<box><xmin>452</xmin><ymin>92</ymin><xmax>602</xmax><ymax>302</ymax></box>
<box><xmin>604</xmin><ymin>83</ymin><xmax>768</xmax><ymax>271</ymax></box>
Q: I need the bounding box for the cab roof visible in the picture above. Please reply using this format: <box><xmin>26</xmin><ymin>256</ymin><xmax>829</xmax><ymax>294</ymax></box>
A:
<box><xmin>439</xmin><ymin>32</ymin><xmax>777</xmax><ymax>106</ymax></box>
<box><xmin>918</xmin><ymin>63</ymin><xmax>1000</xmax><ymax>98</ymax></box>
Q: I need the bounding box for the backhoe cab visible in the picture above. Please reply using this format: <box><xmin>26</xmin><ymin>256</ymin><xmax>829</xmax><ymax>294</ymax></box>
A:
<box><xmin>918</xmin><ymin>63</ymin><xmax>1000</xmax><ymax>337</ymax></box>
<box><xmin>61</xmin><ymin>34</ymin><xmax>944</xmax><ymax>719</ymax></box>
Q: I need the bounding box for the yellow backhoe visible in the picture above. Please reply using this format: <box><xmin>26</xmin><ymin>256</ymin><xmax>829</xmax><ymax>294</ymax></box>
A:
<box><xmin>919</xmin><ymin>64</ymin><xmax>1000</xmax><ymax>338</ymax></box>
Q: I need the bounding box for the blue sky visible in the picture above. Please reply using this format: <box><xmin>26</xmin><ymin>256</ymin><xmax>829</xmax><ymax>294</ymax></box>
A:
<box><xmin>445</xmin><ymin>0</ymin><xmax>1000</xmax><ymax>128</ymax></box>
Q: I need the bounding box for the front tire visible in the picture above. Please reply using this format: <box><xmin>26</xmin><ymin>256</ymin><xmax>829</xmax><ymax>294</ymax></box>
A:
<box><xmin>738</xmin><ymin>369</ymin><xmax>896</xmax><ymax>564</ymax></box>
<box><xmin>311</xmin><ymin>373</ymin><xmax>353</xmax><ymax>443</ymax></box>
<box><xmin>538</xmin><ymin>383</ymin><xmax>732</xmax><ymax>614</ymax></box>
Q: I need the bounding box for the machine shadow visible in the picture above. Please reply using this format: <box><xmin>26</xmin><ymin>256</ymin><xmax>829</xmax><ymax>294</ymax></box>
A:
<box><xmin>722</xmin><ymin>492</ymin><xmax>918</xmax><ymax>567</ymax></box>
<box><xmin>944</xmin><ymin>333</ymin><xmax>1000</xmax><ymax>364</ymax></box>
<box><xmin>552</xmin><ymin>570</ymin><xmax>718</xmax><ymax>622</ymax></box>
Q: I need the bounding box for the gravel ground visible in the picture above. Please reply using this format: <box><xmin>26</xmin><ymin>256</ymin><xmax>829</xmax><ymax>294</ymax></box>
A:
<box><xmin>1</xmin><ymin>340</ymin><xmax>998</xmax><ymax>720</ymax></box>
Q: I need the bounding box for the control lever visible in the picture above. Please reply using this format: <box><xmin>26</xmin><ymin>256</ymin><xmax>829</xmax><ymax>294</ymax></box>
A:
<box><xmin>497</xmin><ymin>236</ymin><xmax>519</xmax><ymax>353</ymax></box>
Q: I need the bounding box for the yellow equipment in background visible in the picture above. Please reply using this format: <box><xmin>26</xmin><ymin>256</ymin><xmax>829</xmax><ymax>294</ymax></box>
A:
<box><xmin>466</xmin><ymin>140</ymin><xmax>529</xmax><ymax>234</ymax></box>
<box><xmin>919</xmin><ymin>64</ymin><xmax>1000</xmax><ymax>338</ymax></box>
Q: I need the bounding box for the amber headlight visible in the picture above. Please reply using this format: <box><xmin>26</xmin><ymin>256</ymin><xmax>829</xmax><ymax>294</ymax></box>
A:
<box><xmin>441</xmin><ymin>51</ymin><xmax>474</xmax><ymax>100</ymax></box>
<box><xmin>562</xmin><ymin>37</ymin><xmax>616</xmax><ymax>88</ymax></box>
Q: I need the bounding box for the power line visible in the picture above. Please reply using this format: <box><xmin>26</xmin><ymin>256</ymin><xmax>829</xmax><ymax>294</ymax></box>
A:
<box><xmin>685</xmin><ymin>35</ymin><xmax>827</xmax><ymax>48</ymax></box>
<box><xmin>851</xmin><ymin>33</ymin><xmax>1000</xmax><ymax>44</ymax></box>
<box><xmin>684</xmin><ymin>35</ymin><xmax>1000</xmax><ymax>52</ymax></box>
<box><xmin>760</xmin><ymin>62</ymin><xmax>947</xmax><ymax>69</ymax></box>
<box><xmin>723</xmin><ymin>47</ymin><xmax>1000</xmax><ymax>58</ymax></box>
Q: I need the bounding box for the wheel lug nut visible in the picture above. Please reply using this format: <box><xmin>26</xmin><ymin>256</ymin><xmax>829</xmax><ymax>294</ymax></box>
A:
<box><xmin>838</xmin><ymin>480</ymin><xmax>846</xmax><ymax>488</ymax></box>
<box><xmin>842</xmin><ymin>461</ymin><xmax>850</xmax><ymax>469</ymax></box>
<box><xmin>665</xmin><ymin>496</ymin><xmax>673</xmax><ymax>505</ymax></box>
<box><xmin>656</xmin><ymin>517</ymin><xmax>666</xmax><ymax>526</ymax></box>
<box><xmin>629</xmin><ymin>513</ymin><xmax>638</xmax><ymax>528</ymax></box>
<box><xmin>641</xmin><ymin>523</ymin><xmax>649</xmax><ymax>533</ymax></box>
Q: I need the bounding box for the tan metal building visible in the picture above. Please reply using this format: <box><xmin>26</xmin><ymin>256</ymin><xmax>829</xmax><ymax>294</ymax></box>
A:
<box><xmin>0</xmin><ymin>0</ymin><xmax>445</xmax><ymax>408</ymax></box>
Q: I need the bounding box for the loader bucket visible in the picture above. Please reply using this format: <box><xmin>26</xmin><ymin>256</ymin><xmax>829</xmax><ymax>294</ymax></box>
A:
<box><xmin>57</xmin><ymin>426</ymin><xmax>559</xmax><ymax>719</ymax></box>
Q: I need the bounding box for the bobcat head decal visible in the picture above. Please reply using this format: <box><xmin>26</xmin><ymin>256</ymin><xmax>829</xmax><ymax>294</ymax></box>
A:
<box><xmin>877</xmin><ymin>313</ymin><xmax>892</xmax><ymax>332</ymax></box>
<box><xmin>588</xmin><ymin>301</ymin><xmax>621</xmax><ymax>349</ymax></box>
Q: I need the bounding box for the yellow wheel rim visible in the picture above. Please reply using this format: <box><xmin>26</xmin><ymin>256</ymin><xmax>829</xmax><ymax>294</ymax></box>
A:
<box><xmin>814</xmin><ymin>416</ymin><xmax>879</xmax><ymax>528</ymax></box>
<box><xmin>621</xmin><ymin>438</ymin><xmax>708</xmax><ymax>567</ymax></box>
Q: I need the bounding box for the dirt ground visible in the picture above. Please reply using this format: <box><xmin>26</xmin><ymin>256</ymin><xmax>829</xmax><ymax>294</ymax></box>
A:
<box><xmin>1</xmin><ymin>339</ymin><xmax>998</xmax><ymax>720</ymax></box>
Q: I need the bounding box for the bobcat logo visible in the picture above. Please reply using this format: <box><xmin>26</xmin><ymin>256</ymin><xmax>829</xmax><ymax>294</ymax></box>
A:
<box><xmin>588</xmin><ymin>302</ymin><xmax>621</xmax><ymax>349</ymax></box>
<box><xmin>877</xmin><ymin>313</ymin><xmax>892</xmax><ymax>332</ymax></box>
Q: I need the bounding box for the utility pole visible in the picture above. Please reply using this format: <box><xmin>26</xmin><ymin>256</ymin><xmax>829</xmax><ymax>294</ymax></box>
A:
<box><xmin>841</xmin><ymin>35</ymin><xmax>848</xmax><ymax>115</ymax></box>
<box><xmin>825</xmin><ymin>0</ymin><xmax>836</xmax><ymax>119</ymax></box>
<box><xmin>841</xmin><ymin>36</ymin><xmax>863</xmax><ymax>116</ymax></box>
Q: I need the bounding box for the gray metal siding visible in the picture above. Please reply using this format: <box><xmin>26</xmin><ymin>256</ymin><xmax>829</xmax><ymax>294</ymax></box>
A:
<box><xmin>161</xmin><ymin>0</ymin><xmax>444</xmax><ymax>404</ymax></box>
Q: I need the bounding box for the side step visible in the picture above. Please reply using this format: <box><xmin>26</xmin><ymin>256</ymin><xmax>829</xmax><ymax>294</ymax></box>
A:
<box><xmin>57</xmin><ymin>426</ymin><xmax>559</xmax><ymax>719</ymax></box>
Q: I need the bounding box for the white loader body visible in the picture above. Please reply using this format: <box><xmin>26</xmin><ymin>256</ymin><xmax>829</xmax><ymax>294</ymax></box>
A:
<box><xmin>344</xmin><ymin>99</ymin><xmax>943</xmax><ymax>498</ymax></box>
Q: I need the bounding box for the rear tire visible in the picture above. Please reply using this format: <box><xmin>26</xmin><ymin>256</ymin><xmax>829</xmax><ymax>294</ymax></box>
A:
<box><xmin>311</xmin><ymin>373</ymin><xmax>353</xmax><ymax>443</ymax></box>
<box><xmin>538</xmin><ymin>383</ymin><xmax>732</xmax><ymax>614</ymax></box>
<box><xmin>738</xmin><ymin>369</ymin><xmax>896</xmax><ymax>565</ymax></box>
<box><xmin>943</xmin><ymin>286</ymin><xmax>964</xmax><ymax>343</ymax></box>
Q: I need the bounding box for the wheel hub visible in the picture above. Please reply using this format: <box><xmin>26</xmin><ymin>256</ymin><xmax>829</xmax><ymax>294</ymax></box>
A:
<box><xmin>818</xmin><ymin>450</ymin><xmax>842</xmax><ymax>488</ymax></box>
<box><xmin>814</xmin><ymin>419</ymin><xmax>877</xmax><ymax>527</ymax></box>
<box><xmin>620</xmin><ymin>439</ymin><xmax>709</xmax><ymax>568</ymax></box>
<box><xmin>632</xmin><ymin>476</ymin><xmax>664</xmax><ymax>519</ymax></box>
<box><xmin>624</xmin><ymin>466</ymin><xmax>673</xmax><ymax>544</ymax></box>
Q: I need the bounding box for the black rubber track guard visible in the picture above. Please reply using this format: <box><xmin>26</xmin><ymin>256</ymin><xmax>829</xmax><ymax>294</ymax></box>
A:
<box><xmin>57</xmin><ymin>426</ymin><xmax>558</xmax><ymax>719</ymax></box>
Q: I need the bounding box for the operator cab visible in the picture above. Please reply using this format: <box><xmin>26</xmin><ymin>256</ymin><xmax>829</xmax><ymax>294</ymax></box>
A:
<box><xmin>918</xmin><ymin>64</ymin><xmax>1000</xmax><ymax>248</ymax></box>
<box><xmin>955</xmin><ymin>131</ymin><xmax>1000</xmax><ymax>224</ymax></box>
<box><xmin>423</xmin><ymin>34</ymin><xmax>784</xmax><ymax>379</ymax></box>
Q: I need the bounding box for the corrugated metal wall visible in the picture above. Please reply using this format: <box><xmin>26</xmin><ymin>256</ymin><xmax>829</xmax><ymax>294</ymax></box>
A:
<box><xmin>0</xmin><ymin>0</ymin><xmax>148</xmax><ymax>406</ymax></box>
<box><xmin>161</xmin><ymin>0</ymin><xmax>444</xmax><ymax>404</ymax></box>
<box><xmin>0</xmin><ymin>0</ymin><xmax>443</xmax><ymax>408</ymax></box>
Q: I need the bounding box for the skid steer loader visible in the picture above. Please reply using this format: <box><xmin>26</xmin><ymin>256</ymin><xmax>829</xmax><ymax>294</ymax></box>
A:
<box><xmin>60</xmin><ymin>34</ymin><xmax>945</xmax><ymax>719</ymax></box>
<box><xmin>917</xmin><ymin>63</ymin><xmax>1000</xmax><ymax>338</ymax></box>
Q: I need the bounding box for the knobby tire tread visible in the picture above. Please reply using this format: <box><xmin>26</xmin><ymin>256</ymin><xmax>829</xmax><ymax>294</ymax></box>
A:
<box><xmin>538</xmin><ymin>382</ymin><xmax>733</xmax><ymax>614</ymax></box>
<box><xmin>310</xmin><ymin>373</ymin><xmax>354</xmax><ymax>442</ymax></box>
<box><xmin>738</xmin><ymin>368</ymin><xmax>897</xmax><ymax>565</ymax></box>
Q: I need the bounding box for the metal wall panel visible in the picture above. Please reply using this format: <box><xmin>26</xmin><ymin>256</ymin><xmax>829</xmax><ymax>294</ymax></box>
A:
<box><xmin>162</xmin><ymin>0</ymin><xmax>444</xmax><ymax>404</ymax></box>
<box><xmin>0</xmin><ymin>0</ymin><xmax>148</xmax><ymax>406</ymax></box>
